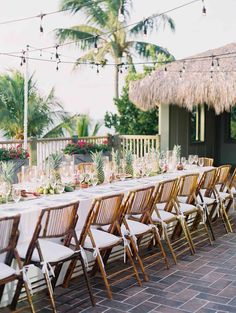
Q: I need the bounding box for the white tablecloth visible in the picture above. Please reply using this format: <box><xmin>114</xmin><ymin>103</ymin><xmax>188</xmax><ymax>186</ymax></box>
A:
<box><xmin>0</xmin><ymin>166</ymin><xmax>213</xmax><ymax>246</ymax></box>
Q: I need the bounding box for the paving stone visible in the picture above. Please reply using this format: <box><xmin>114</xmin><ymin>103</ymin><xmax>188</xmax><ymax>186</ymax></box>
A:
<box><xmin>180</xmin><ymin>298</ymin><xmax>208</xmax><ymax>312</ymax></box>
<box><xmin>196</xmin><ymin>292</ymin><xmax>230</xmax><ymax>304</ymax></box>
<box><xmin>128</xmin><ymin>300</ymin><xmax>159</xmax><ymax>313</ymax></box>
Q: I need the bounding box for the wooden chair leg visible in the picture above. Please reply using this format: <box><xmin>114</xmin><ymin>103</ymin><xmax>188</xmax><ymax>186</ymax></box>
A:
<box><xmin>10</xmin><ymin>279</ymin><xmax>24</xmax><ymax>310</ymax></box>
<box><xmin>153</xmin><ymin>231</ymin><xmax>169</xmax><ymax>269</ymax></box>
<box><xmin>51</xmin><ymin>263</ymin><xmax>63</xmax><ymax>290</ymax></box>
<box><xmin>222</xmin><ymin>205</ymin><xmax>233</xmax><ymax>233</ymax></box>
<box><xmin>163</xmin><ymin>227</ymin><xmax>177</xmax><ymax>265</ymax></box>
<box><xmin>44</xmin><ymin>272</ymin><xmax>57</xmax><ymax>313</ymax></box>
<box><xmin>63</xmin><ymin>259</ymin><xmax>77</xmax><ymax>288</ymax></box>
<box><xmin>79</xmin><ymin>255</ymin><xmax>95</xmax><ymax>306</ymax></box>
<box><xmin>24</xmin><ymin>281</ymin><xmax>36</xmax><ymax>313</ymax></box>
<box><xmin>129</xmin><ymin>237</ymin><xmax>149</xmax><ymax>282</ymax></box>
<box><xmin>180</xmin><ymin>219</ymin><xmax>195</xmax><ymax>255</ymax></box>
<box><xmin>125</xmin><ymin>246</ymin><xmax>142</xmax><ymax>287</ymax></box>
<box><xmin>206</xmin><ymin>210</ymin><xmax>216</xmax><ymax>241</ymax></box>
<box><xmin>95</xmin><ymin>253</ymin><xmax>113</xmax><ymax>299</ymax></box>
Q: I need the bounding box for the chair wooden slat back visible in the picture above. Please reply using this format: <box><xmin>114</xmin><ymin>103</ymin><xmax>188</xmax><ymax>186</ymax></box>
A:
<box><xmin>229</xmin><ymin>168</ymin><xmax>236</xmax><ymax>190</ymax></box>
<box><xmin>124</xmin><ymin>186</ymin><xmax>155</xmax><ymax>216</ymax></box>
<box><xmin>197</xmin><ymin>168</ymin><xmax>217</xmax><ymax>196</ymax></box>
<box><xmin>156</xmin><ymin>179</ymin><xmax>178</xmax><ymax>204</ymax></box>
<box><xmin>216</xmin><ymin>165</ymin><xmax>231</xmax><ymax>188</ymax></box>
<box><xmin>199</xmin><ymin>157</ymin><xmax>214</xmax><ymax>166</ymax></box>
<box><xmin>0</xmin><ymin>215</ymin><xmax>20</xmax><ymax>255</ymax></box>
<box><xmin>77</xmin><ymin>163</ymin><xmax>94</xmax><ymax>173</ymax></box>
<box><xmin>37</xmin><ymin>202</ymin><xmax>79</xmax><ymax>239</ymax></box>
<box><xmin>178</xmin><ymin>173</ymin><xmax>199</xmax><ymax>199</ymax></box>
<box><xmin>89</xmin><ymin>194</ymin><xmax>124</xmax><ymax>226</ymax></box>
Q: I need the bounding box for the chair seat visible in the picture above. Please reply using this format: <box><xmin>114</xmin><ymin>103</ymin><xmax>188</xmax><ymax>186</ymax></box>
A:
<box><xmin>18</xmin><ymin>239</ymin><xmax>75</xmax><ymax>263</ymax></box>
<box><xmin>178</xmin><ymin>196</ymin><xmax>188</xmax><ymax>203</ymax></box>
<box><xmin>77</xmin><ymin>229</ymin><xmax>122</xmax><ymax>250</ymax></box>
<box><xmin>152</xmin><ymin>209</ymin><xmax>176</xmax><ymax>222</ymax></box>
<box><xmin>197</xmin><ymin>195</ymin><xmax>216</xmax><ymax>206</ymax></box>
<box><xmin>0</xmin><ymin>263</ymin><xmax>16</xmax><ymax>280</ymax></box>
<box><xmin>178</xmin><ymin>203</ymin><xmax>197</xmax><ymax>214</ymax></box>
<box><xmin>123</xmin><ymin>220</ymin><xmax>151</xmax><ymax>236</ymax></box>
<box><xmin>217</xmin><ymin>191</ymin><xmax>231</xmax><ymax>200</ymax></box>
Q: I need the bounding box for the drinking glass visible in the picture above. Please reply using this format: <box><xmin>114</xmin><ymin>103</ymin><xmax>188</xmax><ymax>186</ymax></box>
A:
<box><xmin>181</xmin><ymin>157</ymin><xmax>187</xmax><ymax>168</ymax></box>
<box><xmin>188</xmin><ymin>155</ymin><xmax>194</xmax><ymax>166</ymax></box>
<box><xmin>56</xmin><ymin>182</ymin><xmax>65</xmax><ymax>194</ymax></box>
<box><xmin>120</xmin><ymin>172</ymin><xmax>126</xmax><ymax>181</ymax></box>
<box><xmin>198</xmin><ymin>158</ymin><xmax>204</xmax><ymax>167</ymax></box>
<box><xmin>194</xmin><ymin>155</ymin><xmax>199</xmax><ymax>165</ymax></box>
<box><xmin>91</xmin><ymin>174</ymin><xmax>98</xmax><ymax>187</ymax></box>
<box><xmin>2</xmin><ymin>182</ymin><xmax>11</xmax><ymax>203</ymax></box>
<box><xmin>12</xmin><ymin>187</ymin><xmax>21</xmax><ymax>203</ymax></box>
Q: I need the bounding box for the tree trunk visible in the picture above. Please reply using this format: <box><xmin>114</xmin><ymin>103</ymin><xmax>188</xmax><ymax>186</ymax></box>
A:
<box><xmin>114</xmin><ymin>65</ymin><xmax>119</xmax><ymax>99</ymax></box>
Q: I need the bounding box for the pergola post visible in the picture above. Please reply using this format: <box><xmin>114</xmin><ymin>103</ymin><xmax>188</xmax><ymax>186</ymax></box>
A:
<box><xmin>23</xmin><ymin>47</ymin><xmax>29</xmax><ymax>150</ymax></box>
<box><xmin>159</xmin><ymin>103</ymin><xmax>169</xmax><ymax>151</ymax></box>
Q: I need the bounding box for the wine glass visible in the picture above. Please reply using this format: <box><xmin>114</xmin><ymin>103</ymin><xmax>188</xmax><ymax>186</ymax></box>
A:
<box><xmin>2</xmin><ymin>182</ymin><xmax>11</xmax><ymax>203</ymax></box>
<box><xmin>181</xmin><ymin>157</ymin><xmax>187</xmax><ymax>168</ymax></box>
<box><xmin>194</xmin><ymin>155</ymin><xmax>199</xmax><ymax>165</ymax></box>
<box><xmin>12</xmin><ymin>187</ymin><xmax>21</xmax><ymax>203</ymax></box>
<box><xmin>188</xmin><ymin>155</ymin><xmax>194</xmax><ymax>166</ymax></box>
<box><xmin>198</xmin><ymin>158</ymin><xmax>204</xmax><ymax>167</ymax></box>
<box><xmin>91</xmin><ymin>174</ymin><xmax>98</xmax><ymax>187</ymax></box>
<box><xmin>56</xmin><ymin>182</ymin><xmax>65</xmax><ymax>194</ymax></box>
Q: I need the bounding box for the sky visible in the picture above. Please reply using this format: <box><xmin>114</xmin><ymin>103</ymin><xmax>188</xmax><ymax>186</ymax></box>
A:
<box><xmin>0</xmin><ymin>0</ymin><xmax>236</xmax><ymax>126</ymax></box>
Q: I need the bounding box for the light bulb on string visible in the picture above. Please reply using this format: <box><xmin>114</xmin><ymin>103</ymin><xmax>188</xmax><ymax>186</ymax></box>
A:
<box><xmin>164</xmin><ymin>66</ymin><xmax>168</xmax><ymax>74</ymax></box>
<box><xmin>211</xmin><ymin>57</ymin><xmax>214</xmax><ymax>71</ymax></box>
<box><xmin>202</xmin><ymin>0</ymin><xmax>206</xmax><ymax>16</ymax></box>
<box><xmin>40</xmin><ymin>49</ymin><xmax>42</xmax><ymax>57</ymax></box>
<box><xmin>39</xmin><ymin>13</ymin><xmax>45</xmax><ymax>33</ymax></box>
<box><xmin>55</xmin><ymin>45</ymin><xmax>59</xmax><ymax>59</ymax></box>
<box><xmin>182</xmin><ymin>61</ymin><xmax>186</xmax><ymax>73</ymax></box>
<box><xmin>96</xmin><ymin>64</ymin><xmax>100</xmax><ymax>74</ymax></box>
<box><xmin>143</xmin><ymin>19</ymin><xmax>148</xmax><ymax>37</ymax></box>
<box><xmin>210</xmin><ymin>71</ymin><xmax>213</xmax><ymax>81</ymax></box>
<box><xmin>56</xmin><ymin>59</ymin><xmax>61</xmax><ymax>71</ymax></box>
<box><xmin>179</xmin><ymin>70</ymin><xmax>183</xmax><ymax>80</ymax></box>
<box><xmin>216</xmin><ymin>58</ymin><xmax>220</xmax><ymax>70</ymax></box>
<box><xmin>94</xmin><ymin>36</ymin><xmax>99</xmax><ymax>54</ymax></box>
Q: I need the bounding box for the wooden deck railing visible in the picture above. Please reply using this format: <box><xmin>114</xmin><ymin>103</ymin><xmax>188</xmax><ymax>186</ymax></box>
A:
<box><xmin>0</xmin><ymin>134</ymin><xmax>160</xmax><ymax>165</ymax></box>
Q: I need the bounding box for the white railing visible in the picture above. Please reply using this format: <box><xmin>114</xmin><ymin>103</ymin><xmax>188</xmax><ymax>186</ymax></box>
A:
<box><xmin>120</xmin><ymin>135</ymin><xmax>160</xmax><ymax>158</ymax></box>
<box><xmin>0</xmin><ymin>135</ymin><xmax>159</xmax><ymax>165</ymax></box>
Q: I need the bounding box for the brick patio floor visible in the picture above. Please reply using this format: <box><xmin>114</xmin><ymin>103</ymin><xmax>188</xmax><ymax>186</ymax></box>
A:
<box><xmin>2</xmin><ymin>216</ymin><xmax>236</xmax><ymax>313</ymax></box>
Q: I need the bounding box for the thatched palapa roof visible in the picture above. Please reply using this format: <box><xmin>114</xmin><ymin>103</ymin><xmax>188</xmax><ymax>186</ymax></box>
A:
<box><xmin>129</xmin><ymin>43</ymin><xmax>236</xmax><ymax>114</ymax></box>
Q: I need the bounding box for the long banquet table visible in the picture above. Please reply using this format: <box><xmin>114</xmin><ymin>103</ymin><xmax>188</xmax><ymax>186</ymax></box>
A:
<box><xmin>0</xmin><ymin>166</ymin><xmax>213</xmax><ymax>307</ymax></box>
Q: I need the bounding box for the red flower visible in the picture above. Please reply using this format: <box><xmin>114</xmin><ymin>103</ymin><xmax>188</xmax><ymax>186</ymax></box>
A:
<box><xmin>77</xmin><ymin>140</ymin><xmax>87</xmax><ymax>148</ymax></box>
<box><xmin>16</xmin><ymin>144</ymin><xmax>22</xmax><ymax>149</ymax></box>
<box><xmin>103</xmin><ymin>139</ymin><xmax>108</xmax><ymax>145</ymax></box>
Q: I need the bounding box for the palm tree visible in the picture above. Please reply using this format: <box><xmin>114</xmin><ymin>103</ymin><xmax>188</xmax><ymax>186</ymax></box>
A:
<box><xmin>56</xmin><ymin>0</ymin><xmax>175</xmax><ymax>99</ymax></box>
<box><xmin>0</xmin><ymin>70</ymin><xmax>69</xmax><ymax>139</ymax></box>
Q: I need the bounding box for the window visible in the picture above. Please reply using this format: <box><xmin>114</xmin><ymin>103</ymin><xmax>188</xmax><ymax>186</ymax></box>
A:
<box><xmin>229</xmin><ymin>107</ymin><xmax>236</xmax><ymax>140</ymax></box>
<box><xmin>190</xmin><ymin>105</ymin><xmax>205</xmax><ymax>143</ymax></box>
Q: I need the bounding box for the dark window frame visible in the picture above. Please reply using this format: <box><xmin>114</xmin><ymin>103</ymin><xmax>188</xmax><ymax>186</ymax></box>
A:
<box><xmin>189</xmin><ymin>105</ymin><xmax>205</xmax><ymax>144</ymax></box>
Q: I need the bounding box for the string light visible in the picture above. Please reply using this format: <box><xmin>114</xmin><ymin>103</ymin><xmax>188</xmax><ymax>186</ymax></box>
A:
<box><xmin>39</xmin><ymin>14</ymin><xmax>45</xmax><ymax>33</ymax></box>
<box><xmin>55</xmin><ymin>45</ymin><xmax>59</xmax><ymax>59</ymax></box>
<box><xmin>179</xmin><ymin>70</ymin><xmax>183</xmax><ymax>79</ymax></box>
<box><xmin>182</xmin><ymin>61</ymin><xmax>186</xmax><ymax>73</ymax></box>
<box><xmin>96</xmin><ymin>64</ymin><xmax>100</xmax><ymax>74</ymax></box>
<box><xmin>143</xmin><ymin>19</ymin><xmax>148</xmax><ymax>36</ymax></box>
<box><xmin>94</xmin><ymin>36</ymin><xmax>98</xmax><ymax>54</ymax></box>
<box><xmin>216</xmin><ymin>58</ymin><xmax>220</xmax><ymax>70</ymax></box>
<box><xmin>202</xmin><ymin>0</ymin><xmax>206</xmax><ymax>15</ymax></box>
<box><xmin>211</xmin><ymin>57</ymin><xmax>214</xmax><ymax>71</ymax></box>
<box><xmin>56</xmin><ymin>59</ymin><xmax>60</xmax><ymax>71</ymax></box>
<box><xmin>210</xmin><ymin>70</ymin><xmax>213</xmax><ymax>80</ymax></box>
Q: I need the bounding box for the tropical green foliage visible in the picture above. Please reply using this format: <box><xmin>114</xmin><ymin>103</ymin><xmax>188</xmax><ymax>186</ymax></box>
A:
<box><xmin>56</xmin><ymin>0</ymin><xmax>175</xmax><ymax>98</ymax></box>
<box><xmin>230</xmin><ymin>107</ymin><xmax>236</xmax><ymax>139</ymax></box>
<box><xmin>63</xmin><ymin>139</ymin><xmax>109</xmax><ymax>155</ymax></box>
<box><xmin>0</xmin><ymin>70</ymin><xmax>69</xmax><ymax>139</ymax></box>
<box><xmin>0</xmin><ymin>145</ymin><xmax>29</xmax><ymax>161</ymax></box>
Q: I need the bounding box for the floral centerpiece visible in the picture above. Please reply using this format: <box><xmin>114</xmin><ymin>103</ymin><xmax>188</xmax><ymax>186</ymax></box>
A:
<box><xmin>63</xmin><ymin>139</ymin><xmax>111</xmax><ymax>164</ymax></box>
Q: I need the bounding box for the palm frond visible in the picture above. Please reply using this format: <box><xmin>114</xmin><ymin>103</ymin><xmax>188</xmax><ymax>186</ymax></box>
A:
<box><xmin>127</xmin><ymin>41</ymin><xmax>172</xmax><ymax>59</ymax></box>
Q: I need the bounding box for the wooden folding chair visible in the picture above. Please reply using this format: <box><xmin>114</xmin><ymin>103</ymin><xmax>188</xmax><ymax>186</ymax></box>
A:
<box><xmin>64</xmin><ymin>193</ymin><xmax>142</xmax><ymax>299</ymax></box>
<box><xmin>122</xmin><ymin>185</ymin><xmax>169</xmax><ymax>275</ymax></box>
<box><xmin>199</xmin><ymin>157</ymin><xmax>214</xmax><ymax>166</ymax></box>
<box><xmin>176</xmin><ymin>173</ymin><xmax>213</xmax><ymax>249</ymax></box>
<box><xmin>12</xmin><ymin>202</ymin><xmax>95</xmax><ymax>313</ymax></box>
<box><xmin>0</xmin><ymin>215</ymin><xmax>35</xmax><ymax>313</ymax></box>
<box><xmin>213</xmin><ymin>165</ymin><xmax>233</xmax><ymax>232</ymax></box>
<box><xmin>227</xmin><ymin>168</ymin><xmax>236</xmax><ymax>212</ymax></box>
<box><xmin>151</xmin><ymin>178</ymin><xmax>194</xmax><ymax>264</ymax></box>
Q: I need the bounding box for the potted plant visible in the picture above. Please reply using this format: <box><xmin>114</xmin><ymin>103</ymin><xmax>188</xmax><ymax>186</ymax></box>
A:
<box><xmin>0</xmin><ymin>144</ymin><xmax>29</xmax><ymax>183</ymax></box>
<box><xmin>63</xmin><ymin>139</ymin><xmax>111</xmax><ymax>164</ymax></box>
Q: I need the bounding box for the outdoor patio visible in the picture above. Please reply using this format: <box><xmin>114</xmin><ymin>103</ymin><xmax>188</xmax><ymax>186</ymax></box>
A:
<box><xmin>2</xmin><ymin>214</ymin><xmax>236</xmax><ymax>313</ymax></box>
